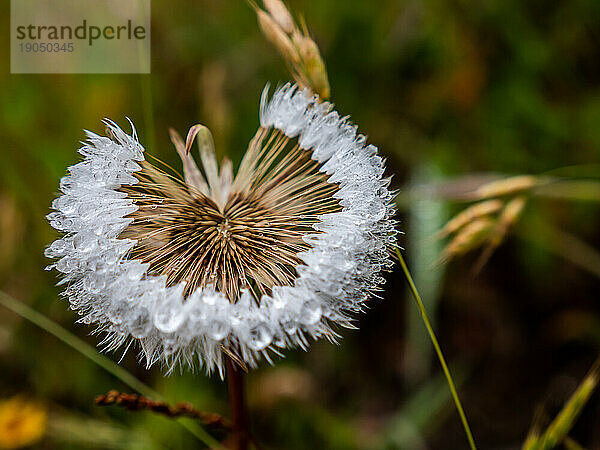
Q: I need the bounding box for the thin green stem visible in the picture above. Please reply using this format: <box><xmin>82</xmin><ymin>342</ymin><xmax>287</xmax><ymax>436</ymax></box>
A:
<box><xmin>0</xmin><ymin>291</ymin><xmax>225</xmax><ymax>450</ymax></box>
<box><xmin>395</xmin><ymin>248</ymin><xmax>477</xmax><ymax>450</ymax></box>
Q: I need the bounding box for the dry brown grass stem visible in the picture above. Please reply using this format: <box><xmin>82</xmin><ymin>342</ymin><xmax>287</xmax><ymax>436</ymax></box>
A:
<box><xmin>95</xmin><ymin>390</ymin><xmax>232</xmax><ymax>429</ymax></box>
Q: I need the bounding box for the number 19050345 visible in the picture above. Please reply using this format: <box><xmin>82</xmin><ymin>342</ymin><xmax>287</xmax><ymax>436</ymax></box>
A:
<box><xmin>19</xmin><ymin>42</ymin><xmax>74</xmax><ymax>52</ymax></box>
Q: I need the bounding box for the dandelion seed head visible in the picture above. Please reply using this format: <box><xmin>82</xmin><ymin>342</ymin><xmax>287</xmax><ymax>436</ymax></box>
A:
<box><xmin>46</xmin><ymin>84</ymin><xmax>396</xmax><ymax>374</ymax></box>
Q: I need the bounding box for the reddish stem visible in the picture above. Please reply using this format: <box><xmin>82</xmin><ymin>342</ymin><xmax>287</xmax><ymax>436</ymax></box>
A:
<box><xmin>226</xmin><ymin>358</ymin><xmax>249</xmax><ymax>450</ymax></box>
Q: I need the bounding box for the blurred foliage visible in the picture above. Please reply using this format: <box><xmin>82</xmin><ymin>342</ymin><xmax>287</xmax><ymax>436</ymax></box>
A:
<box><xmin>1</xmin><ymin>0</ymin><xmax>600</xmax><ymax>448</ymax></box>
<box><xmin>522</xmin><ymin>359</ymin><xmax>600</xmax><ymax>450</ymax></box>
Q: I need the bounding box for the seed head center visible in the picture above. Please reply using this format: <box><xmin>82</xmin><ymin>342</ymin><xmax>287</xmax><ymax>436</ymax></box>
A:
<box><xmin>217</xmin><ymin>219</ymin><xmax>231</xmax><ymax>239</ymax></box>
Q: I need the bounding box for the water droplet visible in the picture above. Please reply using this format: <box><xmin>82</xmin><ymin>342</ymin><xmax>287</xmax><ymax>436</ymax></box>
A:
<box><xmin>83</xmin><ymin>274</ymin><xmax>106</xmax><ymax>293</ymax></box>
<box><xmin>130</xmin><ymin>307</ymin><xmax>151</xmax><ymax>338</ymax></box>
<box><xmin>203</xmin><ymin>294</ymin><xmax>218</xmax><ymax>306</ymax></box>
<box><xmin>282</xmin><ymin>320</ymin><xmax>297</xmax><ymax>334</ymax></box>
<box><xmin>207</xmin><ymin>320</ymin><xmax>229</xmax><ymax>340</ymax></box>
<box><xmin>247</xmin><ymin>323</ymin><xmax>273</xmax><ymax>351</ymax></box>
<box><xmin>188</xmin><ymin>307</ymin><xmax>207</xmax><ymax>325</ymax></box>
<box><xmin>163</xmin><ymin>342</ymin><xmax>178</xmax><ymax>355</ymax></box>
<box><xmin>127</xmin><ymin>264</ymin><xmax>147</xmax><ymax>281</ymax></box>
<box><xmin>55</xmin><ymin>196</ymin><xmax>77</xmax><ymax>214</ymax></box>
<box><xmin>45</xmin><ymin>239</ymin><xmax>67</xmax><ymax>257</ymax></box>
<box><xmin>300</xmin><ymin>300</ymin><xmax>322</xmax><ymax>325</ymax></box>
<box><xmin>73</xmin><ymin>233</ymin><xmax>97</xmax><ymax>252</ymax></box>
<box><xmin>55</xmin><ymin>257</ymin><xmax>73</xmax><ymax>273</ymax></box>
<box><xmin>154</xmin><ymin>304</ymin><xmax>185</xmax><ymax>333</ymax></box>
<box><xmin>59</xmin><ymin>178</ymin><xmax>74</xmax><ymax>192</ymax></box>
<box><xmin>108</xmin><ymin>300</ymin><xmax>130</xmax><ymax>325</ymax></box>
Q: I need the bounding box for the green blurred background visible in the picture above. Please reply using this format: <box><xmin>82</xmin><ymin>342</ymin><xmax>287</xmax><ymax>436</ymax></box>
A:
<box><xmin>1</xmin><ymin>0</ymin><xmax>600</xmax><ymax>448</ymax></box>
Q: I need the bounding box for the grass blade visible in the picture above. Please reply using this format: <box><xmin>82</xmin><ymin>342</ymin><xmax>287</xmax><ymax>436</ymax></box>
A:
<box><xmin>396</xmin><ymin>248</ymin><xmax>477</xmax><ymax>450</ymax></box>
<box><xmin>539</xmin><ymin>359</ymin><xmax>599</xmax><ymax>449</ymax></box>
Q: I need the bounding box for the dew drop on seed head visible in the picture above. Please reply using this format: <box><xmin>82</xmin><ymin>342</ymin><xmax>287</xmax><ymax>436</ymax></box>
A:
<box><xmin>248</xmin><ymin>323</ymin><xmax>273</xmax><ymax>351</ymax></box>
<box><xmin>208</xmin><ymin>320</ymin><xmax>230</xmax><ymax>341</ymax></box>
<box><xmin>130</xmin><ymin>307</ymin><xmax>152</xmax><ymax>338</ymax></box>
<box><xmin>300</xmin><ymin>300</ymin><xmax>322</xmax><ymax>325</ymax></box>
<box><xmin>154</xmin><ymin>304</ymin><xmax>185</xmax><ymax>333</ymax></box>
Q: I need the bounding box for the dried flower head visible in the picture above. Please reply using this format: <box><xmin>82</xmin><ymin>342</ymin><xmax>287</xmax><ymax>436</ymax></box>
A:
<box><xmin>254</xmin><ymin>1</ymin><xmax>331</xmax><ymax>99</ymax></box>
<box><xmin>437</xmin><ymin>180</ymin><xmax>529</xmax><ymax>269</ymax></box>
<box><xmin>46</xmin><ymin>84</ymin><xmax>396</xmax><ymax>374</ymax></box>
<box><xmin>263</xmin><ymin>0</ymin><xmax>295</xmax><ymax>34</ymax></box>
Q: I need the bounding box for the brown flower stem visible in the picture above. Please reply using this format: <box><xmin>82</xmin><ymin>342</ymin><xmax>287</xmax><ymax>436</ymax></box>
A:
<box><xmin>226</xmin><ymin>357</ymin><xmax>249</xmax><ymax>450</ymax></box>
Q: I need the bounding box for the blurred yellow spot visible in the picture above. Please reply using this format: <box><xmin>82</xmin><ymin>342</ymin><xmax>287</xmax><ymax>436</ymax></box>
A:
<box><xmin>0</xmin><ymin>397</ymin><xmax>47</xmax><ymax>449</ymax></box>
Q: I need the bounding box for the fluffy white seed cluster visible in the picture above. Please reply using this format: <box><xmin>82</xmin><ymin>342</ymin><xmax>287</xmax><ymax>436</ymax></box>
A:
<box><xmin>46</xmin><ymin>84</ymin><xmax>396</xmax><ymax>375</ymax></box>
